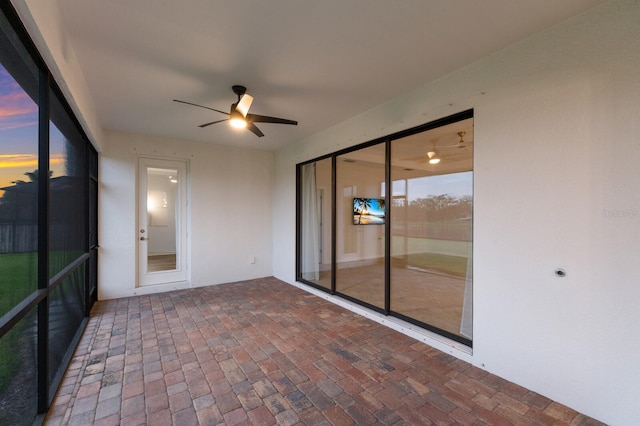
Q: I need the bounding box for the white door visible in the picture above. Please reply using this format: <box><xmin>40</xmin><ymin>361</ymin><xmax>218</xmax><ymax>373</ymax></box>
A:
<box><xmin>138</xmin><ymin>157</ymin><xmax>189</xmax><ymax>287</ymax></box>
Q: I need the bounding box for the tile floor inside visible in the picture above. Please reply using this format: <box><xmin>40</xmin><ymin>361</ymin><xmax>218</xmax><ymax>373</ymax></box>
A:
<box><xmin>44</xmin><ymin>277</ymin><xmax>603</xmax><ymax>425</ymax></box>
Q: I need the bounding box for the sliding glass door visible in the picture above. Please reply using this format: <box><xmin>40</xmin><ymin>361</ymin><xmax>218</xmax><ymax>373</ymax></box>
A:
<box><xmin>297</xmin><ymin>111</ymin><xmax>473</xmax><ymax>345</ymax></box>
<box><xmin>299</xmin><ymin>157</ymin><xmax>332</xmax><ymax>290</ymax></box>
<box><xmin>390</xmin><ymin>119</ymin><xmax>473</xmax><ymax>341</ymax></box>
<box><xmin>335</xmin><ymin>144</ymin><xmax>386</xmax><ymax>310</ymax></box>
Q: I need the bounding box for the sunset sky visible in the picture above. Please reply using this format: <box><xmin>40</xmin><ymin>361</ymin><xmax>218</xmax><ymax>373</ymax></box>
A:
<box><xmin>0</xmin><ymin>65</ymin><xmax>65</xmax><ymax>194</ymax></box>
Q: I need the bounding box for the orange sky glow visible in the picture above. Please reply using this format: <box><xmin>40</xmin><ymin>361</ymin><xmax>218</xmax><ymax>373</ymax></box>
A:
<box><xmin>0</xmin><ymin>65</ymin><xmax>66</xmax><ymax>194</ymax></box>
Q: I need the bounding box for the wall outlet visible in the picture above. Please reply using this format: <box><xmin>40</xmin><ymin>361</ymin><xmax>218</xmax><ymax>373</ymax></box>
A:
<box><xmin>250</xmin><ymin>256</ymin><xmax>256</xmax><ymax>264</ymax></box>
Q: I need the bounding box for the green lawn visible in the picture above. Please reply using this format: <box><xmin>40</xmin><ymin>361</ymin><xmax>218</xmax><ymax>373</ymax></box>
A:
<box><xmin>0</xmin><ymin>252</ymin><xmax>38</xmax><ymax>318</ymax></box>
<box><xmin>0</xmin><ymin>251</ymin><xmax>83</xmax><ymax>393</ymax></box>
<box><xmin>0</xmin><ymin>251</ymin><xmax>84</xmax><ymax>316</ymax></box>
<box><xmin>0</xmin><ymin>252</ymin><xmax>37</xmax><ymax>393</ymax></box>
<box><xmin>404</xmin><ymin>252</ymin><xmax>469</xmax><ymax>278</ymax></box>
<box><xmin>390</xmin><ymin>236</ymin><xmax>471</xmax><ymax>278</ymax></box>
<box><xmin>391</xmin><ymin>235</ymin><xmax>471</xmax><ymax>258</ymax></box>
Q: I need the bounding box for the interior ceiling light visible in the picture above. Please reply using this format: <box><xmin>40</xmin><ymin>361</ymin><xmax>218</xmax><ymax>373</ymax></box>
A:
<box><xmin>229</xmin><ymin>108</ymin><xmax>247</xmax><ymax>129</ymax></box>
<box><xmin>427</xmin><ymin>149</ymin><xmax>440</xmax><ymax>164</ymax></box>
<box><xmin>229</xmin><ymin>92</ymin><xmax>254</xmax><ymax>129</ymax></box>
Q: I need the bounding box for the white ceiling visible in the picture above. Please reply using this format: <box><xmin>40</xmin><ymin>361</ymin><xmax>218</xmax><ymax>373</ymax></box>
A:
<box><xmin>55</xmin><ymin>0</ymin><xmax>606</xmax><ymax>151</ymax></box>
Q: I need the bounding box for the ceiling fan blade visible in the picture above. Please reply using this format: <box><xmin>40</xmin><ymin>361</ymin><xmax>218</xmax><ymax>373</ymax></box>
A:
<box><xmin>236</xmin><ymin>94</ymin><xmax>254</xmax><ymax>117</ymax></box>
<box><xmin>247</xmin><ymin>122</ymin><xmax>265</xmax><ymax>137</ymax></box>
<box><xmin>246</xmin><ymin>113</ymin><xmax>297</xmax><ymax>125</ymax></box>
<box><xmin>173</xmin><ymin>99</ymin><xmax>229</xmax><ymax>116</ymax></box>
<box><xmin>198</xmin><ymin>119</ymin><xmax>228</xmax><ymax>128</ymax></box>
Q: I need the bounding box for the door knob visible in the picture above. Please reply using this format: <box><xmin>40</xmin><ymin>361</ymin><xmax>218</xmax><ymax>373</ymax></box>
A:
<box><xmin>140</xmin><ymin>237</ymin><xmax>148</xmax><ymax>241</ymax></box>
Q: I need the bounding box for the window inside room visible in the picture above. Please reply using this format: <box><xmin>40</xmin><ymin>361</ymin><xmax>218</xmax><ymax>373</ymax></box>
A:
<box><xmin>297</xmin><ymin>110</ymin><xmax>473</xmax><ymax>346</ymax></box>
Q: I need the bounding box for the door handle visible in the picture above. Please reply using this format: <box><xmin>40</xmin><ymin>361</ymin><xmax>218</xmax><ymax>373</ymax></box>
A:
<box><xmin>140</xmin><ymin>237</ymin><xmax>149</xmax><ymax>241</ymax></box>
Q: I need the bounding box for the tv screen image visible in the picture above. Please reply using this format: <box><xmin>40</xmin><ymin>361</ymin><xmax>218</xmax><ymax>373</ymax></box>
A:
<box><xmin>353</xmin><ymin>197</ymin><xmax>385</xmax><ymax>225</ymax></box>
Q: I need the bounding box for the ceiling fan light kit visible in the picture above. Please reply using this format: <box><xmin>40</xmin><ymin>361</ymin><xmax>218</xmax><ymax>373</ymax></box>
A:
<box><xmin>422</xmin><ymin>130</ymin><xmax>472</xmax><ymax>165</ymax></box>
<box><xmin>229</xmin><ymin>108</ymin><xmax>247</xmax><ymax>128</ymax></box>
<box><xmin>428</xmin><ymin>151</ymin><xmax>441</xmax><ymax>164</ymax></box>
<box><xmin>174</xmin><ymin>85</ymin><xmax>297</xmax><ymax>137</ymax></box>
<box><xmin>235</xmin><ymin>93</ymin><xmax>254</xmax><ymax>117</ymax></box>
<box><xmin>427</xmin><ymin>147</ymin><xmax>441</xmax><ymax>164</ymax></box>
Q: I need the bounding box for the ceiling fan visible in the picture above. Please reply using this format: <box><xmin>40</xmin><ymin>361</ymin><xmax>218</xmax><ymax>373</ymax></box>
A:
<box><xmin>426</xmin><ymin>132</ymin><xmax>472</xmax><ymax>163</ymax></box>
<box><xmin>399</xmin><ymin>131</ymin><xmax>473</xmax><ymax>165</ymax></box>
<box><xmin>174</xmin><ymin>85</ymin><xmax>298</xmax><ymax>137</ymax></box>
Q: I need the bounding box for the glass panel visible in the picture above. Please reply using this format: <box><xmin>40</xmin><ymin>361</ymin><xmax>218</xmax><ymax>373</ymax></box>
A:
<box><xmin>336</xmin><ymin>143</ymin><xmax>386</xmax><ymax>309</ymax></box>
<box><xmin>49</xmin><ymin>264</ymin><xmax>85</xmax><ymax>387</ymax></box>
<box><xmin>0</xmin><ymin>11</ymin><xmax>39</xmax><ymax>317</ymax></box>
<box><xmin>390</xmin><ymin>118</ymin><xmax>473</xmax><ymax>340</ymax></box>
<box><xmin>0</xmin><ymin>307</ymin><xmax>38</xmax><ymax>425</ymax></box>
<box><xmin>299</xmin><ymin>158</ymin><xmax>332</xmax><ymax>289</ymax></box>
<box><xmin>49</xmin><ymin>89</ymin><xmax>86</xmax><ymax>277</ymax></box>
<box><xmin>147</xmin><ymin>167</ymin><xmax>178</xmax><ymax>272</ymax></box>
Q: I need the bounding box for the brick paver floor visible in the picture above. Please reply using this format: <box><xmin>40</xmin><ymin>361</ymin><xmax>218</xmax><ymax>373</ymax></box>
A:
<box><xmin>44</xmin><ymin>277</ymin><xmax>604</xmax><ymax>425</ymax></box>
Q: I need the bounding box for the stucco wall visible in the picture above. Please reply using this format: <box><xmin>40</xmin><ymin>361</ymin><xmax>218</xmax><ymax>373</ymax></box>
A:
<box><xmin>13</xmin><ymin>0</ymin><xmax>640</xmax><ymax>422</ymax></box>
<box><xmin>272</xmin><ymin>1</ymin><xmax>640</xmax><ymax>423</ymax></box>
<box><xmin>99</xmin><ymin>130</ymin><xmax>274</xmax><ymax>299</ymax></box>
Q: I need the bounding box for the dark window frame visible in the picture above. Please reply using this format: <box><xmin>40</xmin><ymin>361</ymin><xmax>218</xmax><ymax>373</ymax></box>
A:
<box><xmin>0</xmin><ymin>3</ymin><xmax>98</xmax><ymax>422</ymax></box>
<box><xmin>296</xmin><ymin>109</ymin><xmax>473</xmax><ymax>347</ymax></box>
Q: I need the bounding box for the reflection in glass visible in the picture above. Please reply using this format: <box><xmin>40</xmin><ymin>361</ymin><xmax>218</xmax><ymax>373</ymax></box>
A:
<box><xmin>299</xmin><ymin>158</ymin><xmax>332</xmax><ymax>289</ymax></box>
<box><xmin>390</xmin><ymin>120</ymin><xmax>473</xmax><ymax>340</ymax></box>
<box><xmin>146</xmin><ymin>167</ymin><xmax>178</xmax><ymax>272</ymax></box>
<box><xmin>335</xmin><ymin>143</ymin><xmax>386</xmax><ymax>309</ymax></box>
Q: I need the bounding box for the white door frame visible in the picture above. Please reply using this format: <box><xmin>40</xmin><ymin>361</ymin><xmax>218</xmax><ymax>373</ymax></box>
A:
<box><xmin>137</xmin><ymin>157</ymin><xmax>190</xmax><ymax>288</ymax></box>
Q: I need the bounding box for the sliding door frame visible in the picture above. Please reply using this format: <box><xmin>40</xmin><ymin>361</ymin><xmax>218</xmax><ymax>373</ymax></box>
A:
<box><xmin>296</xmin><ymin>109</ymin><xmax>474</xmax><ymax>347</ymax></box>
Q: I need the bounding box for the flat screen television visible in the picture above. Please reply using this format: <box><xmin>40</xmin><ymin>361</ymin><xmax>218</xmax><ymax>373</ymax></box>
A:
<box><xmin>353</xmin><ymin>197</ymin><xmax>385</xmax><ymax>225</ymax></box>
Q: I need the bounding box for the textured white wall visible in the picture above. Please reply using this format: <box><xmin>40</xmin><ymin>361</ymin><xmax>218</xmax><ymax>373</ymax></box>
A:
<box><xmin>272</xmin><ymin>1</ymin><xmax>640</xmax><ymax>423</ymax></box>
<box><xmin>99</xmin><ymin>130</ymin><xmax>274</xmax><ymax>299</ymax></box>
<box><xmin>13</xmin><ymin>0</ymin><xmax>639</xmax><ymax>422</ymax></box>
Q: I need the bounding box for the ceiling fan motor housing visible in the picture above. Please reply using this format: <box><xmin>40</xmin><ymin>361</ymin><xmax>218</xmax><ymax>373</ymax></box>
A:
<box><xmin>232</xmin><ymin>85</ymin><xmax>247</xmax><ymax>99</ymax></box>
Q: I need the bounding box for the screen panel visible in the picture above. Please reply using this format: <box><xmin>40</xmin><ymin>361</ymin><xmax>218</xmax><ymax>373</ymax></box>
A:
<box><xmin>0</xmin><ymin>14</ymin><xmax>39</xmax><ymax>317</ymax></box>
<box><xmin>0</xmin><ymin>307</ymin><xmax>37</xmax><ymax>425</ymax></box>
